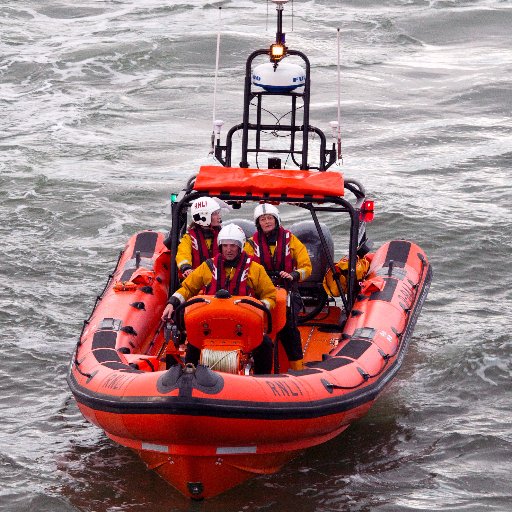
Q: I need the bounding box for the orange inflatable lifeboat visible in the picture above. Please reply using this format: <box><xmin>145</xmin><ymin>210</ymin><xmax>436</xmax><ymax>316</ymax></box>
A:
<box><xmin>67</xmin><ymin>4</ymin><xmax>432</xmax><ymax>500</ymax></box>
<box><xmin>68</xmin><ymin>167</ymin><xmax>432</xmax><ymax>499</ymax></box>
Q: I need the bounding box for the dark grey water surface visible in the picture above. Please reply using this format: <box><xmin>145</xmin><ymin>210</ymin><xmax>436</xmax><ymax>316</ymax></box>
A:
<box><xmin>1</xmin><ymin>1</ymin><xmax>511</xmax><ymax>511</ymax></box>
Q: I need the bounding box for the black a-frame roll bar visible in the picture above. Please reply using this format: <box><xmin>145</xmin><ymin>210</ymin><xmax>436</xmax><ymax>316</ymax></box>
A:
<box><xmin>171</xmin><ymin>6</ymin><xmax>366</xmax><ymax>315</ymax></box>
<box><xmin>168</xmin><ymin>189</ymin><xmax>366</xmax><ymax>314</ymax></box>
<box><xmin>214</xmin><ymin>48</ymin><xmax>337</xmax><ymax>172</ymax></box>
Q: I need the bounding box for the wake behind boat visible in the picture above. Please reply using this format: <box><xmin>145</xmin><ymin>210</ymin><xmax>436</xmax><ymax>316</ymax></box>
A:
<box><xmin>67</xmin><ymin>0</ymin><xmax>432</xmax><ymax>500</ymax></box>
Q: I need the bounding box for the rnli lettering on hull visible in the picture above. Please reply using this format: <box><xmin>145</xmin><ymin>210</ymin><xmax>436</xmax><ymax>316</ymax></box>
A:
<box><xmin>265</xmin><ymin>379</ymin><xmax>304</xmax><ymax>397</ymax></box>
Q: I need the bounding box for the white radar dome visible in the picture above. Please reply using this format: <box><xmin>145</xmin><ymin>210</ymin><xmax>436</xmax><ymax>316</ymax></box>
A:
<box><xmin>252</xmin><ymin>62</ymin><xmax>305</xmax><ymax>93</ymax></box>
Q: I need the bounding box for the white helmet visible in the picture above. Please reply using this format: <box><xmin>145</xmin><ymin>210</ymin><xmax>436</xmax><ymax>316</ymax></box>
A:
<box><xmin>191</xmin><ymin>197</ymin><xmax>220</xmax><ymax>227</ymax></box>
<box><xmin>217</xmin><ymin>224</ymin><xmax>246</xmax><ymax>250</ymax></box>
<box><xmin>254</xmin><ymin>203</ymin><xmax>280</xmax><ymax>226</ymax></box>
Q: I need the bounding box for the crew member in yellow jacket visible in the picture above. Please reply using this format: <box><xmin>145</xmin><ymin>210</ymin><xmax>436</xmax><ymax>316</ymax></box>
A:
<box><xmin>172</xmin><ymin>196</ymin><xmax>229</xmax><ymax>278</ymax></box>
<box><xmin>322</xmin><ymin>255</ymin><xmax>370</xmax><ymax>296</ymax></box>
<box><xmin>162</xmin><ymin>223</ymin><xmax>276</xmax><ymax>374</ymax></box>
<box><xmin>245</xmin><ymin>203</ymin><xmax>312</xmax><ymax>371</ymax></box>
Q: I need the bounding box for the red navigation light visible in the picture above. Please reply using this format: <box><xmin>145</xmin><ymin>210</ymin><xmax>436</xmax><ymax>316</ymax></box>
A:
<box><xmin>360</xmin><ymin>199</ymin><xmax>374</xmax><ymax>222</ymax></box>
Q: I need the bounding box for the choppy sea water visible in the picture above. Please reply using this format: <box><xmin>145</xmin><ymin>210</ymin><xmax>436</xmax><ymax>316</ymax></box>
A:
<box><xmin>1</xmin><ymin>1</ymin><xmax>511</xmax><ymax>511</ymax></box>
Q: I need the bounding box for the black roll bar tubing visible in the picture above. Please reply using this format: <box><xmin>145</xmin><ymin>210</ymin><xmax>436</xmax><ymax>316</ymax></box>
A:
<box><xmin>169</xmin><ymin>191</ymin><xmax>363</xmax><ymax>312</ymax></box>
<box><xmin>241</xmin><ymin>49</ymin><xmax>267</xmax><ymax>168</ymax></box>
<box><xmin>225</xmin><ymin>123</ymin><xmax>329</xmax><ymax>169</ymax></box>
<box><xmin>293</xmin><ymin>197</ymin><xmax>364</xmax><ymax>310</ymax></box>
<box><xmin>290</xmin><ymin>94</ymin><xmax>297</xmax><ymax>163</ymax></box>
<box><xmin>305</xmin><ymin>204</ymin><xmax>349</xmax><ymax>312</ymax></box>
<box><xmin>240</xmin><ymin>49</ymin><xmax>311</xmax><ymax>170</ymax></box>
<box><xmin>344</xmin><ymin>178</ymin><xmax>366</xmax><ymax>198</ymax></box>
<box><xmin>300</xmin><ymin>201</ymin><xmax>362</xmax><ymax>312</ymax></box>
<box><xmin>323</xmin><ymin>145</ymin><xmax>337</xmax><ymax>170</ymax></box>
<box><xmin>215</xmin><ymin>143</ymin><xmax>227</xmax><ymax>167</ymax></box>
<box><xmin>290</xmin><ymin>124</ymin><xmax>328</xmax><ymax>170</ymax></box>
<box><xmin>347</xmin><ymin>203</ymin><xmax>361</xmax><ymax>309</ymax></box>
<box><xmin>256</xmin><ymin>94</ymin><xmax>262</xmax><ymax>152</ymax></box>
<box><xmin>169</xmin><ymin>190</ymin><xmax>204</xmax><ymax>294</ymax></box>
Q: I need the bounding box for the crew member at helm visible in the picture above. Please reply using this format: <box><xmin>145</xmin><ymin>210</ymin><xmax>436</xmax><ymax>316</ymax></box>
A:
<box><xmin>162</xmin><ymin>223</ymin><xmax>276</xmax><ymax>375</ymax></box>
<box><xmin>245</xmin><ymin>203</ymin><xmax>312</xmax><ymax>371</ymax></box>
<box><xmin>174</xmin><ymin>196</ymin><xmax>228</xmax><ymax>278</ymax></box>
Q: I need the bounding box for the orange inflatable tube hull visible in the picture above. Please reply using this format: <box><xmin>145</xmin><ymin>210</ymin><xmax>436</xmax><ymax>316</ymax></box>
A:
<box><xmin>68</xmin><ymin>234</ymin><xmax>431</xmax><ymax>499</ymax></box>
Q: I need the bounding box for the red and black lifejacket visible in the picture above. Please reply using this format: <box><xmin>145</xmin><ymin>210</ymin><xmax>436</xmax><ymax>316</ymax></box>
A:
<box><xmin>189</xmin><ymin>226</ymin><xmax>220</xmax><ymax>269</ymax></box>
<box><xmin>251</xmin><ymin>227</ymin><xmax>293</xmax><ymax>273</ymax></box>
<box><xmin>205</xmin><ymin>253</ymin><xmax>253</xmax><ymax>296</ymax></box>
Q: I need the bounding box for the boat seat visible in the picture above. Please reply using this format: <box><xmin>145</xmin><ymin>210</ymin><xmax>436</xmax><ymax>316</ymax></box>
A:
<box><xmin>229</xmin><ymin>218</ymin><xmax>255</xmax><ymax>239</ymax></box>
<box><xmin>290</xmin><ymin>220</ymin><xmax>333</xmax><ymax>287</ymax></box>
<box><xmin>290</xmin><ymin>220</ymin><xmax>333</xmax><ymax>321</ymax></box>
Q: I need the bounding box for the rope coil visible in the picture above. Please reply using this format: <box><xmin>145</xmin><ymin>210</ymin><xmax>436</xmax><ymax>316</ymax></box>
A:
<box><xmin>201</xmin><ymin>349</ymin><xmax>240</xmax><ymax>374</ymax></box>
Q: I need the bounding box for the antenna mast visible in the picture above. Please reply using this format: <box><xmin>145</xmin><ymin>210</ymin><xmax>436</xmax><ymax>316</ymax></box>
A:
<box><xmin>210</xmin><ymin>7</ymin><xmax>224</xmax><ymax>155</ymax></box>
<box><xmin>213</xmin><ymin>0</ymin><xmax>338</xmax><ymax>171</ymax></box>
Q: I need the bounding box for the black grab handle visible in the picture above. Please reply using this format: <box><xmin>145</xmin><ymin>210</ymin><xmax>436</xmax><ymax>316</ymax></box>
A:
<box><xmin>173</xmin><ymin>297</ymin><xmax>211</xmax><ymax>331</ymax></box>
<box><xmin>235</xmin><ymin>298</ymin><xmax>272</xmax><ymax>334</ymax></box>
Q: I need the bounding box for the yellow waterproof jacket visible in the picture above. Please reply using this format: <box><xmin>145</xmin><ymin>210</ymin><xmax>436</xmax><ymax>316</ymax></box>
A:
<box><xmin>172</xmin><ymin>257</ymin><xmax>276</xmax><ymax>310</ymax></box>
<box><xmin>175</xmin><ymin>233</ymin><xmax>194</xmax><ymax>271</ymax></box>
<box><xmin>244</xmin><ymin>232</ymin><xmax>312</xmax><ymax>282</ymax></box>
<box><xmin>323</xmin><ymin>256</ymin><xmax>370</xmax><ymax>296</ymax></box>
<box><xmin>175</xmin><ymin>233</ymin><xmax>217</xmax><ymax>272</ymax></box>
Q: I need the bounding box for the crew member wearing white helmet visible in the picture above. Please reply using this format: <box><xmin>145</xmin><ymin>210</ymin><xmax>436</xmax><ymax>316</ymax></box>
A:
<box><xmin>162</xmin><ymin>224</ymin><xmax>276</xmax><ymax>374</ymax></box>
<box><xmin>245</xmin><ymin>203</ymin><xmax>312</xmax><ymax>371</ymax></box>
<box><xmin>175</xmin><ymin>196</ymin><xmax>227</xmax><ymax>278</ymax></box>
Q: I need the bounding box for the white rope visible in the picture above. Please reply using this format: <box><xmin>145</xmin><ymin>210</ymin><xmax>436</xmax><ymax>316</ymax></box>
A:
<box><xmin>201</xmin><ymin>349</ymin><xmax>240</xmax><ymax>374</ymax></box>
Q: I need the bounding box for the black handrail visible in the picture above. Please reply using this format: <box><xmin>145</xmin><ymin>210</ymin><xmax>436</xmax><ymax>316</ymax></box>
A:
<box><xmin>173</xmin><ymin>297</ymin><xmax>211</xmax><ymax>331</ymax></box>
<box><xmin>235</xmin><ymin>298</ymin><xmax>272</xmax><ymax>334</ymax></box>
<box><xmin>168</xmin><ymin>190</ymin><xmax>364</xmax><ymax>316</ymax></box>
